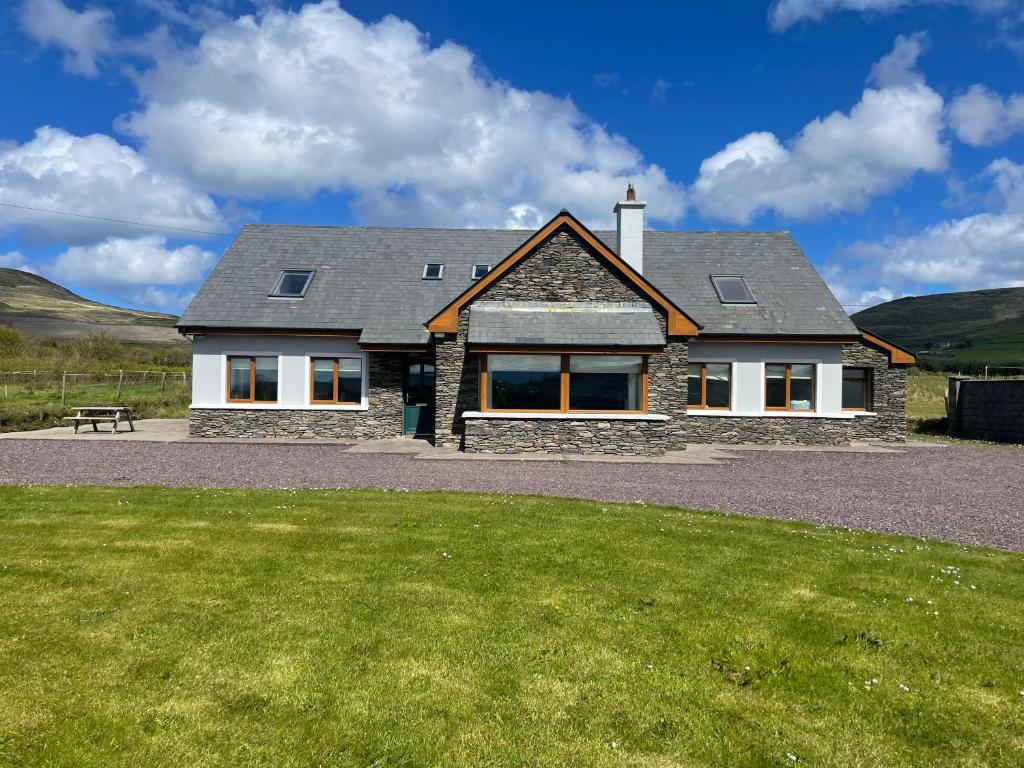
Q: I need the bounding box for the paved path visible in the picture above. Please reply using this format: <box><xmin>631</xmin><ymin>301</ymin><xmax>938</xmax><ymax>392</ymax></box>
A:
<box><xmin>1</xmin><ymin>439</ymin><xmax>1021</xmax><ymax>552</ymax></box>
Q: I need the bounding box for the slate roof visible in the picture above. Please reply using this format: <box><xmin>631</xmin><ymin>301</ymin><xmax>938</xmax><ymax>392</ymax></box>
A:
<box><xmin>178</xmin><ymin>224</ymin><xmax>857</xmax><ymax>339</ymax></box>
<box><xmin>468</xmin><ymin>302</ymin><xmax>665</xmax><ymax>347</ymax></box>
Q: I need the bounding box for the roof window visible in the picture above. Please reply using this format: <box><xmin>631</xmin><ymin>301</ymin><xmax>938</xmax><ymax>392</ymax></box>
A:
<box><xmin>423</xmin><ymin>263</ymin><xmax>444</xmax><ymax>280</ymax></box>
<box><xmin>710</xmin><ymin>275</ymin><xmax>755</xmax><ymax>304</ymax></box>
<box><xmin>271</xmin><ymin>269</ymin><xmax>314</xmax><ymax>298</ymax></box>
<box><xmin>472</xmin><ymin>264</ymin><xmax>491</xmax><ymax>280</ymax></box>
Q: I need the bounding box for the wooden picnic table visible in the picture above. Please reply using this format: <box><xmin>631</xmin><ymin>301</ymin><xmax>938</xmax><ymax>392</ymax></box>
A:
<box><xmin>63</xmin><ymin>406</ymin><xmax>136</xmax><ymax>434</ymax></box>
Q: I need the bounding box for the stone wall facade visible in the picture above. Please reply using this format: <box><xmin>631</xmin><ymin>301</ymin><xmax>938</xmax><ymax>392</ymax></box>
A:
<box><xmin>188</xmin><ymin>352</ymin><xmax>404</xmax><ymax>439</ymax></box>
<box><xmin>948</xmin><ymin>379</ymin><xmax>1024</xmax><ymax>443</ymax></box>
<box><xmin>434</xmin><ymin>225</ymin><xmax>691</xmax><ymax>453</ymax></box>
<box><xmin>463</xmin><ymin>417</ymin><xmax>676</xmax><ymax>455</ymax></box>
<box><xmin>682</xmin><ymin>342</ymin><xmax>907</xmax><ymax>445</ymax></box>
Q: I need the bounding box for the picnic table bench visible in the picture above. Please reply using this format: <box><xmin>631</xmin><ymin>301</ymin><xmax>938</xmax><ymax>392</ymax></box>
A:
<box><xmin>63</xmin><ymin>406</ymin><xmax>136</xmax><ymax>434</ymax></box>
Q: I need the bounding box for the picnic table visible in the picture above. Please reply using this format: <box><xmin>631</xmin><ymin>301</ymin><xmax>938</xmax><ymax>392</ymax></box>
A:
<box><xmin>63</xmin><ymin>406</ymin><xmax>136</xmax><ymax>434</ymax></box>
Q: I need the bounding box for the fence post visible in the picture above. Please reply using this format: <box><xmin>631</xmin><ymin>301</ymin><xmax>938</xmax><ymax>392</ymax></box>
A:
<box><xmin>116</xmin><ymin>370</ymin><xmax>124</xmax><ymax>400</ymax></box>
<box><xmin>161</xmin><ymin>371</ymin><xmax>167</xmax><ymax>395</ymax></box>
<box><xmin>61</xmin><ymin>372</ymin><xmax>67</xmax><ymax>406</ymax></box>
<box><xmin>182</xmin><ymin>371</ymin><xmax>187</xmax><ymax>387</ymax></box>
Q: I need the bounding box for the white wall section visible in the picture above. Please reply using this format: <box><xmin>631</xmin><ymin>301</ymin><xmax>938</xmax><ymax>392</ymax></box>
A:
<box><xmin>191</xmin><ymin>334</ymin><xmax>367</xmax><ymax>409</ymax></box>
<box><xmin>689</xmin><ymin>342</ymin><xmax>847</xmax><ymax>416</ymax></box>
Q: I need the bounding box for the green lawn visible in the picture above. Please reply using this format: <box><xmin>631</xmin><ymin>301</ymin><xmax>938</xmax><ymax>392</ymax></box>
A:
<box><xmin>1</xmin><ymin>487</ymin><xmax>1022</xmax><ymax>767</ymax></box>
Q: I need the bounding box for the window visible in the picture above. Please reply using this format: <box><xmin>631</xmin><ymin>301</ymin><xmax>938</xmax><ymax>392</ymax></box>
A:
<box><xmin>569</xmin><ymin>355</ymin><xmax>643</xmax><ymax>411</ymax></box>
<box><xmin>482</xmin><ymin>353</ymin><xmax>647</xmax><ymax>413</ymax></box>
<box><xmin>710</xmin><ymin>275</ymin><xmax>755</xmax><ymax>304</ymax></box>
<box><xmin>765</xmin><ymin>363</ymin><xmax>815</xmax><ymax>411</ymax></box>
<box><xmin>271</xmin><ymin>270</ymin><xmax>313</xmax><ymax>297</ymax></box>
<box><xmin>472</xmin><ymin>264</ymin><xmax>491</xmax><ymax>280</ymax></box>
<box><xmin>842</xmin><ymin>366</ymin><xmax>872</xmax><ymax>411</ymax></box>
<box><xmin>227</xmin><ymin>356</ymin><xmax>278</xmax><ymax>402</ymax></box>
<box><xmin>687</xmin><ymin>363</ymin><xmax>731</xmax><ymax>409</ymax></box>
<box><xmin>310</xmin><ymin>357</ymin><xmax>362</xmax><ymax>404</ymax></box>
<box><xmin>423</xmin><ymin>263</ymin><xmax>444</xmax><ymax>279</ymax></box>
<box><xmin>486</xmin><ymin>354</ymin><xmax>561</xmax><ymax>410</ymax></box>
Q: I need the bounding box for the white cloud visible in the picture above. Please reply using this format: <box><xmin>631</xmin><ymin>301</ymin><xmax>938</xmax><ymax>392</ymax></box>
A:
<box><xmin>828</xmin><ymin>158</ymin><xmax>1024</xmax><ymax>304</ymax></box>
<box><xmin>119</xmin><ymin>0</ymin><xmax>685</xmax><ymax>227</ymax></box>
<box><xmin>768</xmin><ymin>0</ymin><xmax>1017</xmax><ymax>31</ymax></box>
<box><xmin>0</xmin><ymin>126</ymin><xmax>224</xmax><ymax>244</ymax></box>
<box><xmin>0</xmin><ymin>251</ymin><xmax>38</xmax><ymax>274</ymax></box>
<box><xmin>18</xmin><ymin>0</ymin><xmax>115</xmax><ymax>77</ymax></box>
<box><xmin>948</xmin><ymin>84</ymin><xmax>1024</xmax><ymax>147</ymax></box>
<box><xmin>50</xmin><ymin>236</ymin><xmax>217</xmax><ymax>290</ymax></box>
<box><xmin>691</xmin><ymin>34</ymin><xmax>947</xmax><ymax>224</ymax></box>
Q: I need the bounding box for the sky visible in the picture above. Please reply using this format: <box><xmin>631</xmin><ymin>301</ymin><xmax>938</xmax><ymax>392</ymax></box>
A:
<box><xmin>1</xmin><ymin>0</ymin><xmax>1023</xmax><ymax>315</ymax></box>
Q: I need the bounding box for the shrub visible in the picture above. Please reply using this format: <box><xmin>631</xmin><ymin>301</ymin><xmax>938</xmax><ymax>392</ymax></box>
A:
<box><xmin>0</xmin><ymin>325</ymin><xmax>23</xmax><ymax>358</ymax></box>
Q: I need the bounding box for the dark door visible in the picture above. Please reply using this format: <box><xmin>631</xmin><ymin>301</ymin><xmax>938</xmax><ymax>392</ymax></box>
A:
<box><xmin>403</xmin><ymin>358</ymin><xmax>435</xmax><ymax>436</ymax></box>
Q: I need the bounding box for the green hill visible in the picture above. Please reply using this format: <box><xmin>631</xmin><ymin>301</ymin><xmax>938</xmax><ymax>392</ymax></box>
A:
<box><xmin>852</xmin><ymin>287</ymin><xmax>1024</xmax><ymax>370</ymax></box>
<box><xmin>0</xmin><ymin>268</ymin><xmax>181</xmax><ymax>342</ymax></box>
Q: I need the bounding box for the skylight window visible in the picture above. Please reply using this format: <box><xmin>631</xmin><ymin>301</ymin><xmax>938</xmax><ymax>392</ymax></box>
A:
<box><xmin>423</xmin><ymin>263</ymin><xmax>444</xmax><ymax>280</ymax></box>
<box><xmin>472</xmin><ymin>264</ymin><xmax>491</xmax><ymax>280</ymax></box>
<box><xmin>710</xmin><ymin>275</ymin><xmax>756</xmax><ymax>304</ymax></box>
<box><xmin>271</xmin><ymin>270</ymin><xmax>314</xmax><ymax>298</ymax></box>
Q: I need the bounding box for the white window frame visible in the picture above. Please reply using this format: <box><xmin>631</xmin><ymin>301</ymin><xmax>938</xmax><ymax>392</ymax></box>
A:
<box><xmin>472</xmin><ymin>264</ymin><xmax>491</xmax><ymax>280</ymax></box>
<box><xmin>422</xmin><ymin>263</ymin><xmax>444</xmax><ymax>280</ymax></box>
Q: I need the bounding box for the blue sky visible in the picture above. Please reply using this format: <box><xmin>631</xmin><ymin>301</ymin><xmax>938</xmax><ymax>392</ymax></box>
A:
<box><xmin>1</xmin><ymin>0</ymin><xmax>1023</xmax><ymax>314</ymax></box>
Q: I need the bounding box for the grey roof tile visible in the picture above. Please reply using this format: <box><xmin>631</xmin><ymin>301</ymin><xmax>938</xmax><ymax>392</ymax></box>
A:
<box><xmin>178</xmin><ymin>224</ymin><xmax>856</xmax><ymax>338</ymax></box>
<box><xmin>468</xmin><ymin>302</ymin><xmax>665</xmax><ymax>346</ymax></box>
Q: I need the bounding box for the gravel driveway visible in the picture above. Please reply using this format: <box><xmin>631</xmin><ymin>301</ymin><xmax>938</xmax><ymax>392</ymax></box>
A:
<box><xmin>1</xmin><ymin>439</ymin><xmax>1021</xmax><ymax>552</ymax></box>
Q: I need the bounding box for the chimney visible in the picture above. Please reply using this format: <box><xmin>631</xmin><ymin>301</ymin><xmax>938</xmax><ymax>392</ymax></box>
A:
<box><xmin>614</xmin><ymin>183</ymin><xmax>646</xmax><ymax>274</ymax></box>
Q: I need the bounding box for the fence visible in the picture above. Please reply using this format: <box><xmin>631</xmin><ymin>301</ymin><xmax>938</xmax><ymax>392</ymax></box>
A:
<box><xmin>1</xmin><ymin>370</ymin><xmax>191</xmax><ymax>407</ymax></box>
<box><xmin>946</xmin><ymin>376</ymin><xmax>1024</xmax><ymax>443</ymax></box>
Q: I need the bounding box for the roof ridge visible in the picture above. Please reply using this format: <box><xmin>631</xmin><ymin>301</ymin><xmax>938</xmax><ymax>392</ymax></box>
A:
<box><xmin>239</xmin><ymin>223</ymin><xmax>791</xmax><ymax>236</ymax></box>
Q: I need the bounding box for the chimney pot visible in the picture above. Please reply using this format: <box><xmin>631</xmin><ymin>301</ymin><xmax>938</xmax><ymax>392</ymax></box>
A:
<box><xmin>625</xmin><ymin>183</ymin><xmax>636</xmax><ymax>202</ymax></box>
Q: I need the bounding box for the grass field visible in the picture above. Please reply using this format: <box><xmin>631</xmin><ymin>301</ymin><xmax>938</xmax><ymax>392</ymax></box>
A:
<box><xmin>1</xmin><ymin>486</ymin><xmax>1021</xmax><ymax>767</ymax></box>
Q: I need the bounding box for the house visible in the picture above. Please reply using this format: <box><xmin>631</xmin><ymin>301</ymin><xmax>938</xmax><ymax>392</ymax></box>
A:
<box><xmin>177</xmin><ymin>187</ymin><xmax>915</xmax><ymax>454</ymax></box>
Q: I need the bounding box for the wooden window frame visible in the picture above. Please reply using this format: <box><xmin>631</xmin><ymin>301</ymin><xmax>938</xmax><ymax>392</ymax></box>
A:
<box><xmin>310</xmin><ymin>357</ymin><xmax>363</xmax><ymax>405</ymax></box>
<box><xmin>764</xmin><ymin>363</ymin><xmax>816</xmax><ymax>412</ymax></box>
<box><xmin>226</xmin><ymin>355</ymin><xmax>278</xmax><ymax>404</ymax></box>
<box><xmin>480</xmin><ymin>352</ymin><xmax>648</xmax><ymax>414</ymax></box>
<box><xmin>687</xmin><ymin>362</ymin><xmax>732</xmax><ymax>410</ymax></box>
<box><xmin>841</xmin><ymin>366</ymin><xmax>873</xmax><ymax>412</ymax></box>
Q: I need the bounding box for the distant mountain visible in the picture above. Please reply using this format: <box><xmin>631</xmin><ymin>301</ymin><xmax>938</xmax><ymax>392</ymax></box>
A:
<box><xmin>852</xmin><ymin>287</ymin><xmax>1024</xmax><ymax>368</ymax></box>
<box><xmin>0</xmin><ymin>268</ymin><xmax>181</xmax><ymax>342</ymax></box>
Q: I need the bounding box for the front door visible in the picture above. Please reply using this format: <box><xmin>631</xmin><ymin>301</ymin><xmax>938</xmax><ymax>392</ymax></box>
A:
<box><xmin>403</xmin><ymin>358</ymin><xmax>435</xmax><ymax>436</ymax></box>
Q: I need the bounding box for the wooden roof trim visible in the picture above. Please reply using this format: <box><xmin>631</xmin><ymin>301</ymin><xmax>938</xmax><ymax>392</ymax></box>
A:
<box><xmin>425</xmin><ymin>211</ymin><xmax>701</xmax><ymax>337</ymax></box>
<box><xmin>859</xmin><ymin>329</ymin><xmax>916</xmax><ymax>365</ymax></box>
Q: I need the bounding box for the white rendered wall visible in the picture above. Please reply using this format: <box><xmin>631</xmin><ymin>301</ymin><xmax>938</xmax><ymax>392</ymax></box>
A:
<box><xmin>190</xmin><ymin>334</ymin><xmax>367</xmax><ymax>410</ymax></box>
<box><xmin>688</xmin><ymin>342</ymin><xmax>847</xmax><ymax>416</ymax></box>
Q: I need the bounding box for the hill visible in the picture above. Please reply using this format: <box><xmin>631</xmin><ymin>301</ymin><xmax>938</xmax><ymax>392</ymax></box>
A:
<box><xmin>852</xmin><ymin>287</ymin><xmax>1024</xmax><ymax>369</ymax></box>
<box><xmin>0</xmin><ymin>268</ymin><xmax>181</xmax><ymax>342</ymax></box>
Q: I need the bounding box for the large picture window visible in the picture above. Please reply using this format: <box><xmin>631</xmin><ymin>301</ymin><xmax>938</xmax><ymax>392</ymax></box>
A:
<box><xmin>227</xmin><ymin>356</ymin><xmax>278</xmax><ymax>403</ymax></box>
<box><xmin>765</xmin><ymin>363</ymin><xmax>815</xmax><ymax>411</ymax></box>
<box><xmin>842</xmin><ymin>366</ymin><xmax>872</xmax><ymax>411</ymax></box>
<box><xmin>311</xmin><ymin>357</ymin><xmax>362</xmax><ymax>404</ymax></box>
<box><xmin>687</xmin><ymin>363</ymin><xmax>731</xmax><ymax>409</ymax></box>
<box><xmin>482</xmin><ymin>353</ymin><xmax>647</xmax><ymax>413</ymax></box>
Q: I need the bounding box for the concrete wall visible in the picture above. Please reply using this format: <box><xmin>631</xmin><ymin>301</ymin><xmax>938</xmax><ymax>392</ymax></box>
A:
<box><xmin>947</xmin><ymin>378</ymin><xmax>1024</xmax><ymax>443</ymax></box>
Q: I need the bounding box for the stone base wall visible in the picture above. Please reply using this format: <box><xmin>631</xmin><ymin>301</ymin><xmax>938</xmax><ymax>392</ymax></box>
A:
<box><xmin>684</xmin><ymin>416</ymin><xmax>875</xmax><ymax>445</ymax></box>
<box><xmin>463</xmin><ymin>417</ymin><xmax>682</xmax><ymax>455</ymax></box>
<box><xmin>189</xmin><ymin>351</ymin><xmax>404</xmax><ymax>439</ymax></box>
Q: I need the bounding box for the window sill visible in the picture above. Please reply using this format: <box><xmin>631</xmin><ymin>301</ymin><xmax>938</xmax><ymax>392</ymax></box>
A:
<box><xmin>462</xmin><ymin>411</ymin><xmax>670</xmax><ymax>422</ymax></box>
<box><xmin>192</xmin><ymin>403</ymin><xmax>369</xmax><ymax>412</ymax></box>
<box><xmin>687</xmin><ymin>410</ymin><xmax>857</xmax><ymax>420</ymax></box>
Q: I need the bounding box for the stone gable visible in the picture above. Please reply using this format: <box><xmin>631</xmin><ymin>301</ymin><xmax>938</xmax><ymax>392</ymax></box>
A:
<box><xmin>475</xmin><ymin>227</ymin><xmax>650</xmax><ymax>306</ymax></box>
